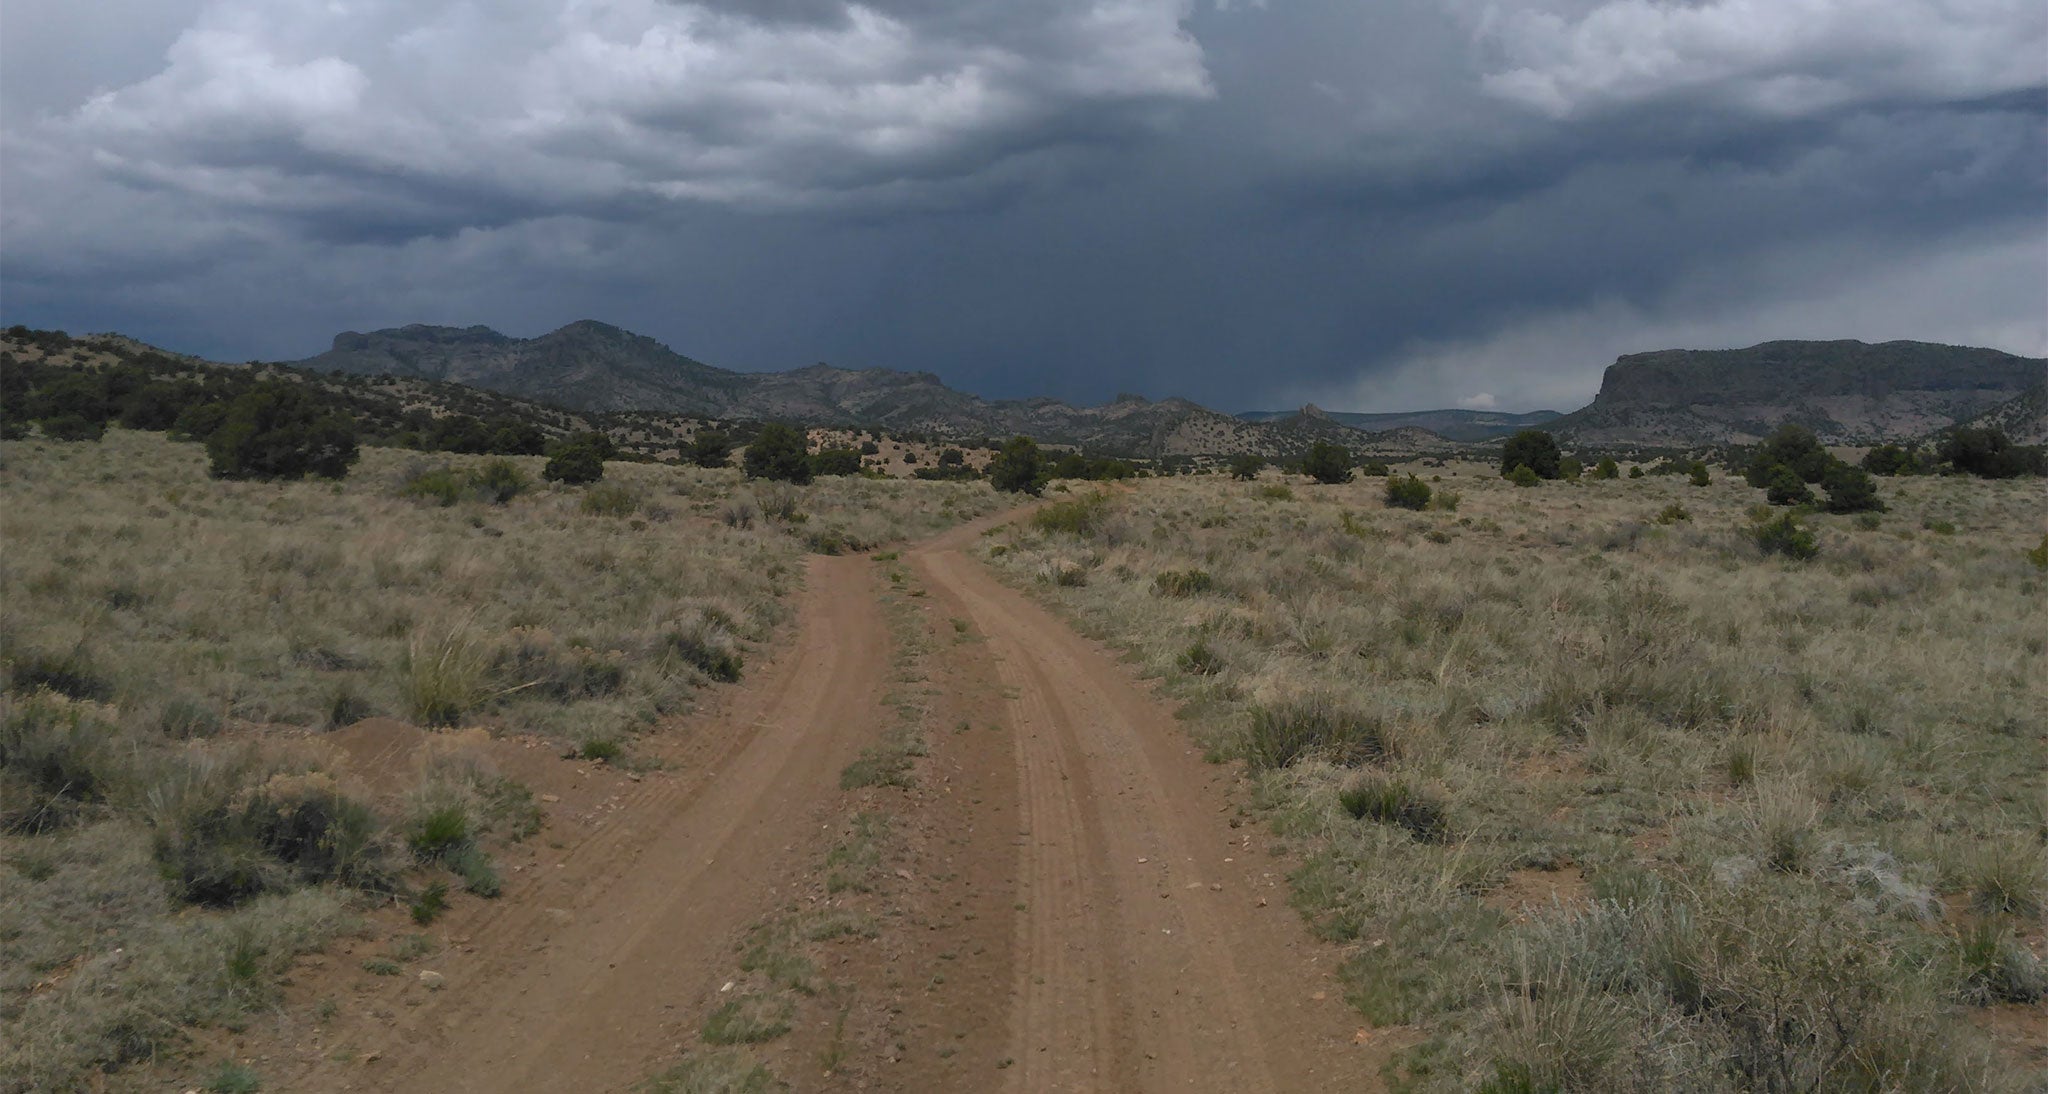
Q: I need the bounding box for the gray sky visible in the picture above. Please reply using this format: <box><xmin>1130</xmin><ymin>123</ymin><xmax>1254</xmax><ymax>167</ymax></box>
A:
<box><xmin>3</xmin><ymin>0</ymin><xmax>2043</xmax><ymax>412</ymax></box>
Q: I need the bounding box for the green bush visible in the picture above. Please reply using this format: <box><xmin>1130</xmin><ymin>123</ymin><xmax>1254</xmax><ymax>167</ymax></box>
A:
<box><xmin>1745</xmin><ymin>424</ymin><xmax>1835</xmax><ymax>486</ymax></box>
<box><xmin>1861</xmin><ymin>444</ymin><xmax>1926</xmax><ymax>476</ymax></box>
<box><xmin>1302</xmin><ymin>441</ymin><xmax>1353</xmax><ymax>484</ymax></box>
<box><xmin>1229</xmin><ymin>453</ymin><xmax>1265</xmax><ymax>480</ymax></box>
<box><xmin>1593</xmin><ymin>457</ymin><xmax>1620</xmax><ymax>480</ymax></box>
<box><xmin>808</xmin><ymin>447</ymin><xmax>863</xmax><ymax>477</ymax></box>
<box><xmin>2027</xmin><ymin>534</ymin><xmax>2048</xmax><ymax>571</ymax></box>
<box><xmin>542</xmin><ymin>443</ymin><xmax>604</xmax><ymax>485</ymax></box>
<box><xmin>688</xmin><ymin>428</ymin><xmax>732</xmax><ymax>469</ymax></box>
<box><xmin>1764</xmin><ymin>465</ymin><xmax>1815</xmax><ymax>506</ymax></box>
<box><xmin>1820</xmin><ymin>463</ymin><xmax>1884</xmax><ymax>513</ymax></box>
<box><xmin>744</xmin><ymin>423</ymin><xmax>813</xmax><ymax>484</ymax></box>
<box><xmin>1508</xmin><ymin>465</ymin><xmax>1541</xmax><ymax>488</ymax></box>
<box><xmin>1751</xmin><ymin>512</ymin><xmax>1818</xmax><ymax>560</ymax></box>
<box><xmin>1501</xmin><ymin>430</ymin><xmax>1561</xmax><ymax>479</ymax></box>
<box><xmin>1940</xmin><ymin>426</ymin><xmax>2044</xmax><ymax>479</ymax></box>
<box><xmin>205</xmin><ymin>385</ymin><xmax>359</xmax><ymax>481</ymax></box>
<box><xmin>1655</xmin><ymin>503</ymin><xmax>1691</xmax><ymax>524</ymax></box>
<box><xmin>1688</xmin><ymin>462</ymin><xmax>1711</xmax><ymax>487</ymax></box>
<box><xmin>989</xmin><ymin>435</ymin><xmax>1045</xmax><ymax>495</ymax></box>
<box><xmin>1384</xmin><ymin>474</ymin><xmax>1431</xmax><ymax>510</ymax></box>
<box><xmin>38</xmin><ymin>414</ymin><xmax>106</xmax><ymax>442</ymax></box>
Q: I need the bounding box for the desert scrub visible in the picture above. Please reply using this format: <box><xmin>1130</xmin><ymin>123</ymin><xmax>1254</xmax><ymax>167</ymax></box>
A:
<box><xmin>978</xmin><ymin>466</ymin><xmax>2048</xmax><ymax>1088</ymax></box>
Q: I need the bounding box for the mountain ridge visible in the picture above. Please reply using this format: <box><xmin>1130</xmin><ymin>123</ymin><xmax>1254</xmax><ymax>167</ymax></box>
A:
<box><xmin>1551</xmin><ymin>339</ymin><xmax>2044</xmax><ymax>446</ymax></box>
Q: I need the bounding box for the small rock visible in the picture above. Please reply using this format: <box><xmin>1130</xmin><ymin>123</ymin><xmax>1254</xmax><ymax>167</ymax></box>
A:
<box><xmin>418</xmin><ymin>970</ymin><xmax>445</xmax><ymax>990</ymax></box>
<box><xmin>540</xmin><ymin>794</ymin><xmax>561</xmax><ymax>803</ymax></box>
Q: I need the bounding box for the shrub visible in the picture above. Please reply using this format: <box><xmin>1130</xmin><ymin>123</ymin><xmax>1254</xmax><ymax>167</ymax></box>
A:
<box><xmin>1627</xmin><ymin>465</ymin><xmax>1644</xmax><ymax>478</ymax></box>
<box><xmin>1152</xmin><ymin>569</ymin><xmax>1213</xmax><ymax>597</ymax></box>
<box><xmin>744</xmin><ymin>423</ymin><xmax>813</xmax><ymax>483</ymax></box>
<box><xmin>469</xmin><ymin>458</ymin><xmax>528</xmax><ymax>504</ymax></box>
<box><xmin>1593</xmin><ymin>457</ymin><xmax>1619</xmax><ymax>480</ymax></box>
<box><xmin>1751</xmin><ymin>511</ymin><xmax>1818</xmax><ymax>560</ymax></box>
<box><xmin>542</xmin><ymin>443</ymin><xmax>604</xmax><ymax>485</ymax></box>
<box><xmin>1940</xmin><ymin>426</ymin><xmax>2042</xmax><ymax>479</ymax></box>
<box><xmin>0</xmin><ymin>693</ymin><xmax>118</xmax><ymax>833</ymax></box>
<box><xmin>1384</xmin><ymin>474</ymin><xmax>1431</xmax><ymax>510</ymax></box>
<box><xmin>1688</xmin><ymin>462</ymin><xmax>1711</xmax><ymax>487</ymax></box>
<box><xmin>662</xmin><ymin>614</ymin><xmax>744</xmax><ymax>682</ymax></box>
<box><xmin>38</xmin><ymin>414</ymin><xmax>106</xmax><ymax>442</ymax></box>
<box><xmin>988</xmin><ymin>435</ymin><xmax>1044</xmax><ymax>495</ymax></box>
<box><xmin>702</xmin><ymin>995</ymin><xmax>794</xmax><ymax>1045</ymax></box>
<box><xmin>1338</xmin><ymin>772</ymin><xmax>1449</xmax><ymax>842</ymax></box>
<box><xmin>1507</xmin><ymin>465</ymin><xmax>1541</xmax><ymax>488</ymax></box>
<box><xmin>1237</xmin><ymin>693</ymin><xmax>1387</xmax><ymax>769</ymax></box>
<box><xmin>1745</xmin><ymin>424</ymin><xmax>1835</xmax><ymax>486</ymax></box>
<box><xmin>205</xmin><ymin>385</ymin><xmax>359</xmax><ymax>481</ymax></box>
<box><xmin>150</xmin><ymin>766</ymin><xmax>391</xmax><ymax>906</ymax></box>
<box><xmin>2028</xmin><ymin>534</ymin><xmax>2048</xmax><ymax>571</ymax></box>
<box><xmin>1177</xmin><ymin>639</ymin><xmax>1224</xmax><ymax>676</ymax></box>
<box><xmin>1821</xmin><ymin>463</ymin><xmax>1884</xmax><ymax>513</ymax></box>
<box><xmin>1501</xmin><ymin>430</ymin><xmax>1562</xmax><ymax>479</ymax></box>
<box><xmin>688</xmin><ymin>428</ymin><xmax>732</xmax><ymax>469</ymax></box>
<box><xmin>1861</xmin><ymin>444</ymin><xmax>1925</xmax><ymax>476</ymax></box>
<box><xmin>410</xmin><ymin>880</ymin><xmax>449</xmax><ymax>925</ymax></box>
<box><xmin>1357</xmin><ymin>461</ymin><xmax>1391</xmax><ymax>477</ymax></box>
<box><xmin>1764</xmin><ymin>465</ymin><xmax>1814</xmax><ymax>506</ymax></box>
<box><xmin>1031</xmin><ymin>493</ymin><xmax>1109</xmax><ymax>536</ymax></box>
<box><xmin>400</xmin><ymin>624</ymin><xmax>492</xmax><ymax>727</ymax></box>
<box><xmin>1655</xmin><ymin>503</ymin><xmax>1691</xmax><ymax>524</ymax></box>
<box><xmin>1955</xmin><ymin>920</ymin><xmax>2047</xmax><ymax>1005</ymax></box>
<box><xmin>399</xmin><ymin>466</ymin><xmax>465</xmax><ymax>507</ymax></box>
<box><xmin>580</xmin><ymin>482</ymin><xmax>639</xmax><ymax>517</ymax></box>
<box><xmin>1302</xmin><ymin>441</ymin><xmax>1353</xmax><ymax>484</ymax></box>
<box><xmin>1428</xmin><ymin>488</ymin><xmax>1461</xmax><ymax>512</ymax></box>
<box><xmin>1558</xmin><ymin>457</ymin><xmax>1583</xmax><ymax>481</ymax></box>
<box><xmin>1257</xmin><ymin>484</ymin><xmax>1293</xmax><ymax>501</ymax></box>
<box><xmin>1229</xmin><ymin>453</ymin><xmax>1266</xmax><ymax>480</ymax></box>
<box><xmin>808</xmin><ymin>447</ymin><xmax>863</xmax><ymax>477</ymax></box>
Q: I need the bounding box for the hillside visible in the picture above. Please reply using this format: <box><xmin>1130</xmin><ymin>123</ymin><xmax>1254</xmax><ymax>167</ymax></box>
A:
<box><xmin>1553</xmin><ymin>339</ymin><xmax>2045</xmax><ymax>446</ymax></box>
<box><xmin>298</xmin><ymin>320</ymin><xmax>1425</xmax><ymax>458</ymax></box>
<box><xmin>1957</xmin><ymin>378</ymin><xmax>2048</xmax><ymax>445</ymax></box>
<box><xmin>1238</xmin><ymin>406</ymin><xmax>1560</xmax><ymax>442</ymax></box>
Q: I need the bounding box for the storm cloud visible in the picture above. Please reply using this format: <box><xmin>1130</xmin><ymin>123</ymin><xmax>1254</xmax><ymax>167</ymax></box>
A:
<box><xmin>3</xmin><ymin>0</ymin><xmax>2042</xmax><ymax>412</ymax></box>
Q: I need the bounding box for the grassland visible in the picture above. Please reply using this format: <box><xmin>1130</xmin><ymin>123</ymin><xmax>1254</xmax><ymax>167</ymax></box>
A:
<box><xmin>984</xmin><ymin>465</ymin><xmax>2047</xmax><ymax>1090</ymax></box>
<box><xmin>0</xmin><ymin>429</ymin><xmax>1002</xmax><ymax>1090</ymax></box>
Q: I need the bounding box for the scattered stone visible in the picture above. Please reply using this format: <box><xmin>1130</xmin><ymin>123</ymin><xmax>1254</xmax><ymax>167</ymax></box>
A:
<box><xmin>418</xmin><ymin>971</ymin><xmax>445</xmax><ymax>990</ymax></box>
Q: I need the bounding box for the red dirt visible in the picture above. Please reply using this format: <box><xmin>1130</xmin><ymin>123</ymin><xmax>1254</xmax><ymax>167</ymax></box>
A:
<box><xmin>214</xmin><ymin>515</ymin><xmax>1388</xmax><ymax>1092</ymax></box>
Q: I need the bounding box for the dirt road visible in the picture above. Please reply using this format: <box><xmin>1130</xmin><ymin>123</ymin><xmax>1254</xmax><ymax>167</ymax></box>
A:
<box><xmin>258</xmin><ymin>514</ymin><xmax>1380</xmax><ymax>1091</ymax></box>
<box><xmin>271</xmin><ymin>554</ymin><xmax>893</xmax><ymax>1091</ymax></box>
<box><xmin>905</xmin><ymin>521</ymin><xmax>1376</xmax><ymax>1093</ymax></box>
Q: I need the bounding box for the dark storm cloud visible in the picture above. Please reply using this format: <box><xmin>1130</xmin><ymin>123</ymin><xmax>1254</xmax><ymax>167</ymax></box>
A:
<box><xmin>1</xmin><ymin>0</ymin><xmax>2041</xmax><ymax>412</ymax></box>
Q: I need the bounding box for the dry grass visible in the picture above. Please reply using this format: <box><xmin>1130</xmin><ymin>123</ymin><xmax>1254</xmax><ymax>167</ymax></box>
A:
<box><xmin>984</xmin><ymin>461</ymin><xmax>2047</xmax><ymax>1090</ymax></box>
<box><xmin>0</xmin><ymin>429</ymin><xmax>1005</xmax><ymax>1088</ymax></box>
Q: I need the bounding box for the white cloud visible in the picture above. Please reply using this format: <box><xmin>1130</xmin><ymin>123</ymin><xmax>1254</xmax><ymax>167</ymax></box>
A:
<box><xmin>1457</xmin><ymin>391</ymin><xmax>1499</xmax><ymax>409</ymax></box>
<box><xmin>19</xmin><ymin>0</ymin><xmax>1212</xmax><ymax>229</ymax></box>
<box><xmin>1476</xmin><ymin>0</ymin><xmax>2047</xmax><ymax>118</ymax></box>
<box><xmin>1289</xmin><ymin>228</ymin><xmax>2048</xmax><ymax>412</ymax></box>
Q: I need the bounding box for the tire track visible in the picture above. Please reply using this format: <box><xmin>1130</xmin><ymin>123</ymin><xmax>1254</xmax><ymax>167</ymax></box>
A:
<box><xmin>911</xmin><ymin>526</ymin><xmax>1382</xmax><ymax>1093</ymax></box>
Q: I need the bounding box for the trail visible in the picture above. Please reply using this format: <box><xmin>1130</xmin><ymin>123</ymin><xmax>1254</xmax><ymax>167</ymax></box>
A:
<box><xmin>274</xmin><ymin>555</ymin><xmax>892</xmax><ymax>1092</ymax></box>
<box><xmin>904</xmin><ymin>517</ymin><xmax>1379</xmax><ymax>1092</ymax></box>
<box><xmin>260</xmin><ymin>512</ymin><xmax>1382</xmax><ymax>1092</ymax></box>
